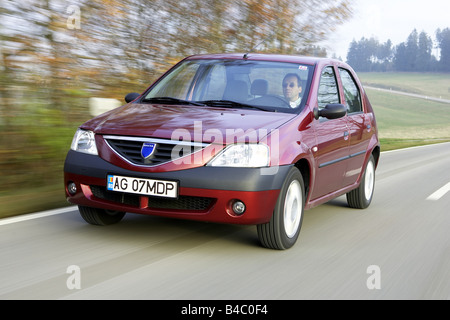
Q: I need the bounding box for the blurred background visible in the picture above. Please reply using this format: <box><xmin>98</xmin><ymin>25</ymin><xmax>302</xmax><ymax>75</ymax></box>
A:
<box><xmin>1</xmin><ymin>0</ymin><xmax>449</xmax><ymax>218</ymax></box>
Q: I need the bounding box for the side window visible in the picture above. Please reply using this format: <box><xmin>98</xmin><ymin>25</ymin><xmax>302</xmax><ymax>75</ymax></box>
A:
<box><xmin>339</xmin><ymin>68</ymin><xmax>362</xmax><ymax>113</ymax></box>
<box><xmin>318</xmin><ymin>66</ymin><xmax>340</xmax><ymax>109</ymax></box>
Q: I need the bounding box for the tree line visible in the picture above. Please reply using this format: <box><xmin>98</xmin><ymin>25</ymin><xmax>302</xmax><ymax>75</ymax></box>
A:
<box><xmin>346</xmin><ymin>28</ymin><xmax>450</xmax><ymax>72</ymax></box>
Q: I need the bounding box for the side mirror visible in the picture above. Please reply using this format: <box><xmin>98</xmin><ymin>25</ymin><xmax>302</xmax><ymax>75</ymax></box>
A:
<box><xmin>314</xmin><ymin>104</ymin><xmax>347</xmax><ymax>120</ymax></box>
<box><xmin>125</xmin><ymin>92</ymin><xmax>141</xmax><ymax>103</ymax></box>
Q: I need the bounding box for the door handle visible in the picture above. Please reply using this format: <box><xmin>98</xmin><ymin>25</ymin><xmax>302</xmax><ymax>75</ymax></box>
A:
<box><xmin>343</xmin><ymin>131</ymin><xmax>349</xmax><ymax>140</ymax></box>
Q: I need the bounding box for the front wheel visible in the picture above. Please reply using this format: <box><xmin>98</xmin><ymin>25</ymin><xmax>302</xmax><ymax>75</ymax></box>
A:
<box><xmin>346</xmin><ymin>154</ymin><xmax>376</xmax><ymax>209</ymax></box>
<box><xmin>78</xmin><ymin>206</ymin><xmax>126</xmax><ymax>226</ymax></box>
<box><xmin>257</xmin><ymin>167</ymin><xmax>305</xmax><ymax>250</ymax></box>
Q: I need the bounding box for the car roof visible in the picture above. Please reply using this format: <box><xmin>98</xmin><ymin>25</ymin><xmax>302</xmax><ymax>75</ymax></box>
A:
<box><xmin>184</xmin><ymin>53</ymin><xmax>341</xmax><ymax>67</ymax></box>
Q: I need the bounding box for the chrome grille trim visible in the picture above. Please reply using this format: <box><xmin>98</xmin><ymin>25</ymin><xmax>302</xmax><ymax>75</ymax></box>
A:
<box><xmin>103</xmin><ymin>135</ymin><xmax>209</xmax><ymax>167</ymax></box>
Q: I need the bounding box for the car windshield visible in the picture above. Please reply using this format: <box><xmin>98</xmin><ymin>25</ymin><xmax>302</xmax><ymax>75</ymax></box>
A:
<box><xmin>142</xmin><ymin>59</ymin><xmax>314</xmax><ymax>113</ymax></box>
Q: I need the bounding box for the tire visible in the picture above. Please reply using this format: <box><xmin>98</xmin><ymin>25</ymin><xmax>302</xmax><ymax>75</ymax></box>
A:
<box><xmin>346</xmin><ymin>154</ymin><xmax>375</xmax><ymax>209</ymax></box>
<box><xmin>78</xmin><ymin>205</ymin><xmax>126</xmax><ymax>226</ymax></box>
<box><xmin>257</xmin><ymin>167</ymin><xmax>305</xmax><ymax>250</ymax></box>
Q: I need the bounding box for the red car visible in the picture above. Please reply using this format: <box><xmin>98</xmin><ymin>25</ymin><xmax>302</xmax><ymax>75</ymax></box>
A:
<box><xmin>64</xmin><ymin>53</ymin><xmax>380</xmax><ymax>250</ymax></box>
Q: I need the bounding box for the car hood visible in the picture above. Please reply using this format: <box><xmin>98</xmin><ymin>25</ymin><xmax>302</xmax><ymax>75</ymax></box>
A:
<box><xmin>82</xmin><ymin>103</ymin><xmax>296</xmax><ymax>143</ymax></box>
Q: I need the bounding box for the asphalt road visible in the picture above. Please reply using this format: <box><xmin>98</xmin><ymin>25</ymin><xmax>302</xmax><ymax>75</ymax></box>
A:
<box><xmin>1</xmin><ymin>143</ymin><xmax>449</xmax><ymax>301</ymax></box>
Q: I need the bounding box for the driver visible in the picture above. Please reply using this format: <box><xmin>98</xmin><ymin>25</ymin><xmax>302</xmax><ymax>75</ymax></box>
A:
<box><xmin>282</xmin><ymin>73</ymin><xmax>303</xmax><ymax>108</ymax></box>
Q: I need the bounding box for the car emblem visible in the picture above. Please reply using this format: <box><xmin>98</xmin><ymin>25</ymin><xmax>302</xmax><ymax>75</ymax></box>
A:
<box><xmin>141</xmin><ymin>142</ymin><xmax>156</xmax><ymax>159</ymax></box>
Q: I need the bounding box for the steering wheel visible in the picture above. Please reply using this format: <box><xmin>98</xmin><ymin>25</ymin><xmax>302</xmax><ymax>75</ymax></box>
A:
<box><xmin>250</xmin><ymin>95</ymin><xmax>291</xmax><ymax>109</ymax></box>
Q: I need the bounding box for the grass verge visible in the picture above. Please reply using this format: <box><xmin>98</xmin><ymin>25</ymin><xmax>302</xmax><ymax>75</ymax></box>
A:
<box><xmin>380</xmin><ymin>138</ymin><xmax>450</xmax><ymax>152</ymax></box>
<box><xmin>0</xmin><ymin>183</ymin><xmax>71</xmax><ymax>219</ymax></box>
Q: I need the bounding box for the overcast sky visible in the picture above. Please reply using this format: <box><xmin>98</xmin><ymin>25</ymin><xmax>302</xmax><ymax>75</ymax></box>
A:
<box><xmin>321</xmin><ymin>0</ymin><xmax>450</xmax><ymax>59</ymax></box>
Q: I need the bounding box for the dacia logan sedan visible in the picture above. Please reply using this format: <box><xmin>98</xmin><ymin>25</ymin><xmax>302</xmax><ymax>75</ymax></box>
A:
<box><xmin>64</xmin><ymin>53</ymin><xmax>380</xmax><ymax>250</ymax></box>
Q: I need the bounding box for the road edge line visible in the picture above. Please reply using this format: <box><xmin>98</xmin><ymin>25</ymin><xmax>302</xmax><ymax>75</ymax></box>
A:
<box><xmin>0</xmin><ymin>206</ymin><xmax>77</xmax><ymax>226</ymax></box>
<box><xmin>381</xmin><ymin>141</ymin><xmax>450</xmax><ymax>154</ymax></box>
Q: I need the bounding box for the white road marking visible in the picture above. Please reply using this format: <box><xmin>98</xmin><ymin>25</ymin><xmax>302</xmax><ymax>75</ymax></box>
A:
<box><xmin>0</xmin><ymin>206</ymin><xmax>76</xmax><ymax>226</ymax></box>
<box><xmin>427</xmin><ymin>182</ymin><xmax>450</xmax><ymax>201</ymax></box>
<box><xmin>382</xmin><ymin>141</ymin><xmax>450</xmax><ymax>154</ymax></box>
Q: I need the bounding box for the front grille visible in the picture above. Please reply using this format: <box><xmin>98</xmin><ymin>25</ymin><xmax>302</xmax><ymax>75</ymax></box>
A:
<box><xmin>90</xmin><ymin>185</ymin><xmax>214</xmax><ymax>211</ymax></box>
<box><xmin>104</xmin><ymin>135</ymin><xmax>208</xmax><ymax>166</ymax></box>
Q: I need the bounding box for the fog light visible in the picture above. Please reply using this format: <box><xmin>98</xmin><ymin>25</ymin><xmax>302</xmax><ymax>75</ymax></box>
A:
<box><xmin>67</xmin><ymin>182</ymin><xmax>77</xmax><ymax>195</ymax></box>
<box><xmin>232</xmin><ymin>200</ymin><xmax>246</xmax><ymax>215</ymax></box>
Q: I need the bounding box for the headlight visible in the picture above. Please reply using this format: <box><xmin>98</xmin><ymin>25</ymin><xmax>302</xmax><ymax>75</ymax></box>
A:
<box><xmin>70</xmin><ymin>129</ymin><xmax>98</xmax><ymax>155</ymax></box>
<box><xmin>207</xmin><ymin>144</ymin><xmax>269</xmax><ymax>168</ymax></box>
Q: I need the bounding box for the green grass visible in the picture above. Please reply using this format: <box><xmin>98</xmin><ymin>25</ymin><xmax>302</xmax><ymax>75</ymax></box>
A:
<box><xmin>0</xmin><ymin>183</ymin><xmax>71</xmax><ymax>219</ymax></box>
<box><xmin>1</xmin><ymin>72</ymin><xmax>450</xmax><ymax>219</ymax></box>
<box><xmin>364</xmin><ymin>72</ymin><xmax>450</xmax><ymax>150</ymax></box>
<box><xmin>366</xmin><ymin>88</ymin><xmax>450</xmax><ymax>140</ymax></box>
<box><xmin>380</xmin><ymin>138</ymin><xmax>450</xmax><ymax>152</ymax></box>
<box><xmin>358</xmin><ymin>72</ymin><xmax>450</xmax><ymax>100</ymax></box>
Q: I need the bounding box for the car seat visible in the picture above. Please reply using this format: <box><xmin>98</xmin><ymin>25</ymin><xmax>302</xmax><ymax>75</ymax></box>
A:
<box><xmin>223</xmin><ymin>80</ymin><xmax>249</xmax><ymax>102</ymax></box>
<box><xmin>251</xmin><ymin>79</ymin><xmax>268</xmax><ymax>96</ymax></box>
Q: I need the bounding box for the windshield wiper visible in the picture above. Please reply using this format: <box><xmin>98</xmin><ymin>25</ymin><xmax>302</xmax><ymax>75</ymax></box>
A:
<box><xmin>199</xmin><ymin>100</ymin><xmax>273</xmax><ymax>112</ymax></box>
<box><xmin>141</xmin><ymin>97</ymin><xmax>206</xmax><ymax>106</ymax></box>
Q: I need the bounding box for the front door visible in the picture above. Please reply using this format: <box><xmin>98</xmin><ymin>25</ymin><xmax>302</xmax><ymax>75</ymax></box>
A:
<box><xmin>311</xmin><ymin>66</ymin><xmax>349</xmax><ymax>200</ymax></box>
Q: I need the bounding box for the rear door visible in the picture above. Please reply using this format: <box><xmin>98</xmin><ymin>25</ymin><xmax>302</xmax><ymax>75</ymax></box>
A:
<box><xmin>338</xmin><ymin>67</ymin><xmax>371</xmax><ymax>187</ymax></box>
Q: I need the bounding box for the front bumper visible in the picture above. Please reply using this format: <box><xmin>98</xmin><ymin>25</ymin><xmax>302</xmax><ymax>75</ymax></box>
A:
<box><xmin>64</xmin><ymin>150</ymin><xmax>292</xmax><ymax>225</ymax></box>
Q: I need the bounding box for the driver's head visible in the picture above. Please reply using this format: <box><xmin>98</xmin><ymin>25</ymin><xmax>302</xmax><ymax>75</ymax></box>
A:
<box><xmin>282</xmin><ymin>73</ymin><xmax>302</xmax><ymax>102</ymax></box>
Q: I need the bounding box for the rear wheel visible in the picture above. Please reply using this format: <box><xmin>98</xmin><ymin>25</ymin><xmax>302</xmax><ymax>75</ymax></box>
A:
<box><xmin>257</xmin><ymin>167</ymin><xmax>305</xmax><ymax>250</ymax></box>
<box><xmin>346</xmin><ymin>154</ymin><xmax>375</xmax><ymax>209</ymax></box>
<box><xmin>78</xmin><ymin>206</ymin><xmax>126</xmax><ymax>226</ymax></box>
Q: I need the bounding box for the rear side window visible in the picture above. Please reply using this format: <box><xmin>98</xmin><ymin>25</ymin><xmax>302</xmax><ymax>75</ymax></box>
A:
<box><xmin>339</xmin><ymin>68</ymin><xmax>362</xmax><ymax>113</ymax></box>
<box><xmin>318</xmin><ymin>66</ymin><xmax>339</xmax><ymax>109</ymax></box>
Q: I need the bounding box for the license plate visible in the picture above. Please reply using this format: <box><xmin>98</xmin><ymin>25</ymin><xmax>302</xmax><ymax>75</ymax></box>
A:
<box><xmin>107</xmin><ymin>175</ymin><xmax>178</xmax><ymax>198</ymax></box>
